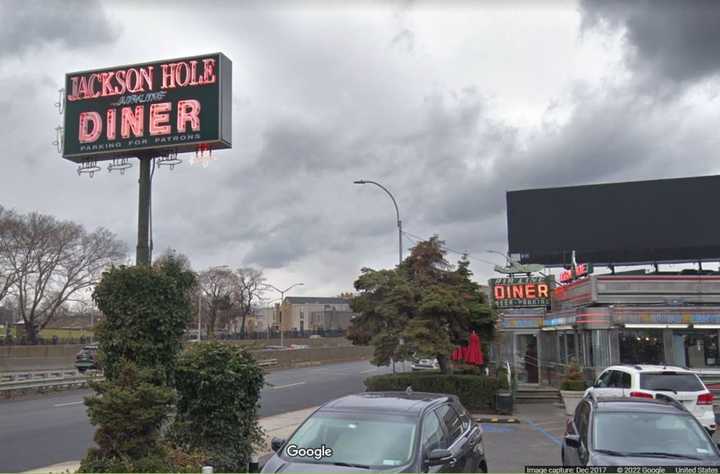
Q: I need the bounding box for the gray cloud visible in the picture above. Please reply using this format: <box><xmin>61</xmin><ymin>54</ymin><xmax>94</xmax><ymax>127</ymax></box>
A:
<box><xmin>0</xmin><ymin>0</ymin><xmax>119</xmax><ymax>59</ymax></box>
<box><xmin>5</xmin><ymin>2</ymin><xmax>720</xmax><ymax>295</ymax></box>
<box><xmin>580</xmin><ymin>0</ymin><xmax>720</xmax><ymax>86</ymax></box>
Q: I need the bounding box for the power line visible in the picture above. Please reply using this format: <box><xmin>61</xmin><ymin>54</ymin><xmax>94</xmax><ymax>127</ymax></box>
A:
<box><xmin>401</xmin><ymin>230</ymin><xmax>499</xmax><ymax>267</ymax></box>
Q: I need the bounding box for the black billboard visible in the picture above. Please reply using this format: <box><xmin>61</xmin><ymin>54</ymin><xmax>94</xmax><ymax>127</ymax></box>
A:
<box><xmin>63</xmin><ymin>53</ymin><xmax>231</xmax><ymax>162</ymax></box>
<box><xmin>507</xmin><ymin>175</ymin><xmax>720</xmax><ymax>266</ymax></box>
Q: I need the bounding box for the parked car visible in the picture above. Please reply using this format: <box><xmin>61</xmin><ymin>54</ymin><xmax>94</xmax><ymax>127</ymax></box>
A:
<box><xmin>261</xmin><ymin>391</ymin><xmax>488</xmax><ymax>472</ymax></box>
<box><xmin>74</xmin><ymin>344</ymin><xmax>99</xmax><ymax>372</ymax></box>
<box><xmin>562</xmin><ymin>393</ymin><xmax>720</xmax><ymax>466</ymax></box>
<box><xmin>411</xmin><ymin>358</ymin><xmax>440</xmax><ymax>371</ymax></box>
<box><xmin>585</xmin><ymin>364</ymin><xmax>716</xmax><ymax>434</ymax></box>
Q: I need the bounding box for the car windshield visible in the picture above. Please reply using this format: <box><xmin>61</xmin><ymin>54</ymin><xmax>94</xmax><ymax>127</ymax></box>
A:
<box><xmin>640</xmin><ymin>373</ymin><xmax>704</xmax><ymax>392</ymax></box>
<box><xmin>593</xmin><ymin>412</ymin><xmax>716</xmax><ymax>459</ymax></box>
<box><xmin>280</xmin><ymin>412</ymin><xmax>417</xmax><ymax>468</ymax></box>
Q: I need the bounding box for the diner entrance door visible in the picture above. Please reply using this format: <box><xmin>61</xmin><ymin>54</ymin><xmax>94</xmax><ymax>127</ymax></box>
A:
<box><xmin>515</xmin><ymin>333</ymin><xmax>539</xmax><ymax>384</ymax></box>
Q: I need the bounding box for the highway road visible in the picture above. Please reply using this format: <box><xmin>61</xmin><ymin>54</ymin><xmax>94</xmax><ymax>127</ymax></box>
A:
<box><xmin>0</xmin><ymin>359</ymin><xmax>402</xmax><ymax>472</ymax></box>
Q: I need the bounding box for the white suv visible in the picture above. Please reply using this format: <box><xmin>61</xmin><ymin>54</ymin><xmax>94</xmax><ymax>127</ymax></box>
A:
<box><xmin>585</xmin><ymin>364</ymin><xmax>716</xmax><ymax>434</ymax></box>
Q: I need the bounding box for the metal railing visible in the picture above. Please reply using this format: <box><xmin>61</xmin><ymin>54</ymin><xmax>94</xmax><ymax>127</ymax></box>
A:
<box><xmin>0</xmin><ymin>369</ymin><xmax>104</xmax><ymax>397</ymax></box>
<box><xmin>0</xmin><ymin>360</ymin><xmax>278</xmax><ymax>398</ymax></box>
<box><xmin>257</xmin><ymin>359</ymin><xmax>278</xmax><ymax>368</ymax></box>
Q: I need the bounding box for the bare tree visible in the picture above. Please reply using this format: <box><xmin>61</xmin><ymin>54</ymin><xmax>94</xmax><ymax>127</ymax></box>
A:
<box><xmin>198</xmin><ymin>267</ymin><xmax>237</xmax><ymax>339</ymax></box>
<box><xmin>234</xmin><ymin>268</ymin><xmax>266</xmax><ymax>338</ymax></box>
<box><xmin>1</xmin><ymin>212</ymin><xmax>126</xmax><ymax>344</ymax></box>
<box><xmin>0</xmin><ymin>207</ymin><xmax>20</xmax><ymax>308</ymax></box>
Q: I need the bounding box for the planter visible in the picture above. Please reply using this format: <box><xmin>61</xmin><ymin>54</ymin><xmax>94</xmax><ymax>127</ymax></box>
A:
<box><xmin>560</xmin><ymin>390</ymin><xmax>585</xmax><ymax>416</ymax></box>
<box><xmin>495</xmin><ymin>390</ymin><xmax>514</xmax><ymax>415</ymax></box>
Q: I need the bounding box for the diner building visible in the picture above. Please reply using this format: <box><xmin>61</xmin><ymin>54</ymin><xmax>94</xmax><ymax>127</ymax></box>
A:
<box><xmin>495</xmin><ymin>271</ymin><xmax>720</xmax><ymax>384</ymax></box>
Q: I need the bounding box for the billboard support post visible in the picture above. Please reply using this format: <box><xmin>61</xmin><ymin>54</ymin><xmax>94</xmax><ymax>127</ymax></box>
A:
<box><xmin>136</xmin><ymin>156</ymin><xmax>152</xmax><ymax>266</ymax></box>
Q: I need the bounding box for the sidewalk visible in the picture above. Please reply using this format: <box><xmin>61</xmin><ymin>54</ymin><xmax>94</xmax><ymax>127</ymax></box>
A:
<box><xmin>257</xmin><ymin>406</ymin><xmax>317</xmax><ymax>454</ymax></box>
<box><xmin>25</xmin><ymin>406</ymin><xmax>317</xmax><ymax>473</ymax></box>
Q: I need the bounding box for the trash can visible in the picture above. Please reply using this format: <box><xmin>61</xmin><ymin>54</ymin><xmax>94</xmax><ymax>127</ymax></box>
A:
<box><xmin>495</xmin><ymin>390</ymin><xmax>514</xmax><ymax>415</ymax></box>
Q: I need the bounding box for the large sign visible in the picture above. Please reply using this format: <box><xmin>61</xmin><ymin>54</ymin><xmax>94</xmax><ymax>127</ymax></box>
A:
<box><xmin>489</xmin><ymin>276</ymin><xmax>553</xmax><ymax>308</ymax></box>
<box><xmin>63</xmin><ymin>53</ymin><xmax>232</xmax><ymax>162</ymax></box>
<box><xmin>559</xmin><ymin>263</ymin><xmax>593</xmax><ymax>283</ymax></box>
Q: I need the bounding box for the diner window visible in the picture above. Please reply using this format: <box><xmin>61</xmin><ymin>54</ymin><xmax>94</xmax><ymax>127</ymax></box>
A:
<box><xmin>559</xmin><ymin>332</ymin><xmax>577</xmax><ymax>364</ymax></box>
<box><xmin>619</xmin><ymin>329</ymin><xmax>664</xmax><ymax>365</ymax></box>
<box><xmin>583</xmin><ymin>332</ymin><xmax>594</xmax><ymax>367</ymax></box>
<box><xmin>683</xmin><ymin>332</ymin><xmax>719</xmax><ymax>368</ymax></box>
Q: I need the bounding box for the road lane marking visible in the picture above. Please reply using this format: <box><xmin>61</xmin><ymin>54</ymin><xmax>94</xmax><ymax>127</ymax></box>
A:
<box><xmin>526</xmin><ymin>419</ymin><xmax>562</xmax><ymax>446</ymax></box>
<box><xmin>531</xmin><ymin>420</ymin><xmax>567</xmax><ymax>427</ymax></box>
<box><xmin>271</xmin><ymin>382</ymin><xmax>306</xmax><ymax>390</ymax></box>
<box><xmin>360</xmin><ymin>368</ymin><xmax>378</xmax><ymax>374</ymax></box>
<box><xmin>54</xmin><ymin>401</ymin><xmax>84</xmax><ymax>407</ymax></box>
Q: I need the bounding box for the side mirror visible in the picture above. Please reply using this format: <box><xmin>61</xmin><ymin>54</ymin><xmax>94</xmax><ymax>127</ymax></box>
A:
<box><xmin>426</xmin><ymin>448</ymin><xmax>453</xmax><ymax>466</ymax></box>
<box><xmin>564</xmin><ymin>434</ymin><xmax>581</xmax><ymax>449</ymax></box>
<box><xmin>271</xmin><ymin>437</ymin><xmax>286</xmax><ymax>453</ymax></box>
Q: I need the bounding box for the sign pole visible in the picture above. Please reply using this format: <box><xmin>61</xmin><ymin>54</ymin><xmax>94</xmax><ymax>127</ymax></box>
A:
<box><xmin>136</xmin><ymin>155</ymin><xmax>152</xmax><ymax>266</ymax></box>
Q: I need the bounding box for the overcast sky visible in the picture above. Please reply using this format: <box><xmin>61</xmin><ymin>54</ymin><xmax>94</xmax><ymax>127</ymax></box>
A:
<box><xmin>2</xmin><ymin>0</ymin><xmax>720</xmax><ymax>300</ymax></box>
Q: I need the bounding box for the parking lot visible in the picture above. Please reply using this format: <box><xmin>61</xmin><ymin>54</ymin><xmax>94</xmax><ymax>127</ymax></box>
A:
<box><xmin>475</xmin><ymin>404</ymin><xmax>565</xmax><ymax>472</ymax></box>
<box><xmin>479</xmin><ymin>402</ymin><xmax>720</xmax><ymax>472</ymax></box>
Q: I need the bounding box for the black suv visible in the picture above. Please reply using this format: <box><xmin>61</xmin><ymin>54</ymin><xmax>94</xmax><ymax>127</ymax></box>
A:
<box><xmin>74</xmin><ymin>344</ymin><xmax>99</xmax><ymax>373</ymax></box>
<box><xmin>563</xmin><ymin>393</ymin><xmax>720</xmax><ymax>466</ymax></box>
<box><xmin>262</xmin><ymin>391</ymin><xmax>487</xmax><ymax>472</ymax></box>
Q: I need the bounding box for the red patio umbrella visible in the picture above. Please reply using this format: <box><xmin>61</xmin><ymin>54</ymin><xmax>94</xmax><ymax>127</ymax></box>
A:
<box><xmin>464</xmin><ymin>331</ymin><xmax>484</xmax><ymax>366</ymax></box>
<box><xmin>451</xmin><ymin>346</ymin><xmax>463</xmax><ymax>361</ymax></box>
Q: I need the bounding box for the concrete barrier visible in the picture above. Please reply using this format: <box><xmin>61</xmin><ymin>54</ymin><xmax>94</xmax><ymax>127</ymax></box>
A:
<box><xmin>0</xmin><ymin>340</ymin><xmax>370</xmax><ymax>372</ymax></box>
<box><xmin>250</xmin><ymin>345</ymin><xmax>373</xmax><ymax>369</ymax></box>
<box><xmin>0</xmin><ymin>345</ymin><xmax>84</xmax><ymax>372</ymax></box>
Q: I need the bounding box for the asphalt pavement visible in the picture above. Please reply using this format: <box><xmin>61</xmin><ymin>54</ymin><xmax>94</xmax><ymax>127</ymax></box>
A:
<box><xmin>0</xmin><ymin>359</ymin><xmax>399</xmax><ymax>472</ymax></box>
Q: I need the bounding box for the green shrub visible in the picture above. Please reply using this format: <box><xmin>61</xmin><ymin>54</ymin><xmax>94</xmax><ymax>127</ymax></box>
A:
<box><xmin>170</xmin><ymin>342</ymin><xmax>265</xmax><ymax>473</ymax></box>
<box><xmin>81</xmin><ymin>254</ymin><xmax>204</xmax><ymax>472</ymax></box>
<box><xmin>560</xmin><ymin>363</ymin><xmax>588</xmax><ymax>391</ymax></box>
<box><xmin>453</xmin><ymin>364</ymin><xmax>484</xmax><ymax>376</ymax></box>
<box><xmin>79</xmin><ymin>362</ymin><xmax>176</xmax><ymax>473</ymax></box>
<box><xmin>92</xmin><ymin>261</ymin><xmax>196</xmax><ymax>385</ymax></box>
<box><xmin>495</xmin><ymin>365</ymin><xmax>517</xmax><ymax>392</ymax></box>
<box><xmin>364</xmin><ymin>373</ymin><xmax>499</xmax><ymax>411</ymax></box>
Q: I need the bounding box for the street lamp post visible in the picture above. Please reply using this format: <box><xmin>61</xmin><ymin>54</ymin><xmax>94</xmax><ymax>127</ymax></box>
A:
<box><xmin>265</xmin><ymin>283</ymin><xmax>304</xmax><ymax>347</ymax></box>
<box><xmin>353</xmin><ymin>180</ymin><xmax>402</xmax><ymax>266</ymax></box>
<box><xmin>354</xmin><ymin>180</ymin><xmax>403</xmax><ymax>374</ymax></box>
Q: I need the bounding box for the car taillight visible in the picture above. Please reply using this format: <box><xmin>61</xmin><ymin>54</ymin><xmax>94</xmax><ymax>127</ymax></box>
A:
<box><xmin>630</xmin><ymin>391</ymin><xmax>654</xmax><ymax>399</ymax></box>
<box><xmin>697</xmin><ymin>392</ymin><xmax>714</xmax><ymax>405</ymax></box>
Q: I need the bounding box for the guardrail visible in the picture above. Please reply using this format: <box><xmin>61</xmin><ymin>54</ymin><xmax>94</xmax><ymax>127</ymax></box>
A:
<box><xmin>0</xmin><ymin>361</ymin><xmax>278</xmax><ymax>399</ymax></box>
<box><xmin>257</xmin><ymin>359</ymin><xmax>278</xmax><ymax>368</ymax></box>
<box><xmin>0</xmin><ymin>368</ymin><xmax>81</xmax><ymax>383</ymax></box>
<box><xmin>0</xmin><ymin>369</ymin><xmax>104</xmax><ymax>398</ymax></box>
